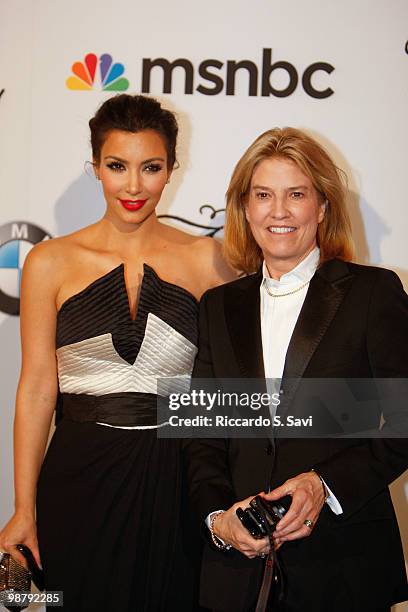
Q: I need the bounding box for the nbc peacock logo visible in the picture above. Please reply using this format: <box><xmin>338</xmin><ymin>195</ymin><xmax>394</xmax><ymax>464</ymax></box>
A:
<box><xmin>66</xmin><ymin>53</ymin><xmax>129</xmax><ymax>91</ymax></box>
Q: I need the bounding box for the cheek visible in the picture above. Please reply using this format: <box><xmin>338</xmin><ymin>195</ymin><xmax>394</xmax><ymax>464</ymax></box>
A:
<box><xmin>300</xmin><ymin>202</ymin><xmax>324</xmax><ymax>230</ymax></box>
<box><xmin>147</xmin><ymin>175</ymin><xmax>168</xmax><ymax>197</ymax></box>
<box><xmin>100</xmin><ymin>173</ymin><xmax>122</xmax><ymax>195</ymax></box>
<box><xmin>245</xmin><ymin>201</ymin><xmax>265</xmax><ymax>226</ymax></box>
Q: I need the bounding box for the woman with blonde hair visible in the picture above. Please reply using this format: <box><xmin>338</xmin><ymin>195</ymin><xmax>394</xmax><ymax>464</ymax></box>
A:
<box><xmin>224</xmin><ymin>127</ymin><xmax>353</xmax><ymax>273</ymax></box>
<box><xmin>185</xmin><ymin>127</ymin><xmax>408</xmax><ymax>612</ymax></box>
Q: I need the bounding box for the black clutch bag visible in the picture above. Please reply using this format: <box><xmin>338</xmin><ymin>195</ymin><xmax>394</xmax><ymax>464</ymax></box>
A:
<box><xmin>0</xmin><ymin>545</ymin><xmax>45</xmax><ymax>612</ymax></box>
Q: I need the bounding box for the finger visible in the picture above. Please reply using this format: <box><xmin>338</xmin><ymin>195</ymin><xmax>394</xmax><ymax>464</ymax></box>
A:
<box><xmin>236</xmin><ymin>534</ymin><xmax>267</xmax><ymax>552</ymax></box>
<box><xmin>278</xmin><ymin>510</ymin><xmax>319</xmax><ymax>537</ymax></box>
<box><xmin>9</xmin><ymin>547</ymin><xmax>29</xmax><ymax>570</ymax></box>
<box><xmin>252</xmin><ymin>541</ymin><xmax>270</xmax><ymax>556</ymax></box>
<box><xmin>234</xmin><ymin>529</ymin><xmax>259</xmax><ymax>549</ymax></box>
<box><xmin>33</xmin><ymin>548</ymin><xmax>42</xmax><ymax>569</ymax></box>
<box><xmin>275</xmin><ymin>491</ymin><xmax>310</xmax><ymax>532</ymax></box>
<box><xmin>262</xmin><ymin>484</ymin><xmax>289</xmax><ymax>502</ymax></box>
<box><xmin>276</xmin><ymin>515</ymin><xmax>312</xmax><ymax>537</ymax></box>
<box><xmin>278</xmin><ymin>525</ymin><xmax>312</xmax><ymax>542</ymax></box>
<box><xmin>27</xmin><ymin>541</ymin><xmax>42</xmax><ymax>569</ymax></box>
<box><xmin>247</xmin><ymin>548</ymin><xmax>269</xmax><ymax>558</ymax></box>
<box><xmin>235</xmin><ymin>495</ymin><xmax>259</xmax><ymax>511</ymax></box>
<box><xmin>238</xmin><ymin>542</ymin><xmax>263</xmax><ymax>556</ymax></box>
<box><xmin>237</xmin><ymin>538</ymin><xmax>269</xmax><ymax>556</ymax></box>
<box><xmin>246</xmin><ymin>552</ymin><xmax>258</xmax><ymax>559</ymax></box>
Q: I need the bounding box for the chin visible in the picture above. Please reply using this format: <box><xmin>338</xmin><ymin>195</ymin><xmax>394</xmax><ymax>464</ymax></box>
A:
<box><xmin>121</xmin><ymin>206</ymin><xmax>155</xmax><ymax>223</ymax></box>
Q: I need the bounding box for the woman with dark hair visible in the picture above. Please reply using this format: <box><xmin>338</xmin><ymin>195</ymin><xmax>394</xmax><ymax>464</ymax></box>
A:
<box><xmin>0</xmin><ymin>94</ymin><xmax>234</xmax><ymax>611</ymax></box>
<box><xmin>185</xmin><ymin>127</ymin><xmax>408</xmax><ymax>611</ymax></box>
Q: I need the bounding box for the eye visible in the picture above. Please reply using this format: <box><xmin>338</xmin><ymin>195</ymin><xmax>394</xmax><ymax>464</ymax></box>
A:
<box><xmin>143</xmin><ymin>163</ymin><xmax>163</xmax><ymax>173</ymax></box>
<box><xmin>290</xmin><ymin>191</ymin><xmax>304</xmax><ymax>199</ymax></box>
<box><xmin>255</xmin><ymin>191</ymin><xmax>269</xmax><ymax>200</ymax></box>
<box><xmin>106</xmin><ymin>161</ymin><xmax>125</xmax><ymax>172</ymax></box>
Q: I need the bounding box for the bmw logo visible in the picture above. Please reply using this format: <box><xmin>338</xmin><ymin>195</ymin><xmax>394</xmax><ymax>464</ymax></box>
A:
<box><xmin>0</xmin><ymin>221</ymin><xmax>52</xmax><ymax>315</ymax></box>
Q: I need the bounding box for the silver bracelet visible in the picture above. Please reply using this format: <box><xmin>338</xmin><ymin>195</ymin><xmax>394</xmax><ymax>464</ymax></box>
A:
<box><xmin>209</xmin><ymin>511</ymin><xmax>231</xmax><ymax>551</ymax></box>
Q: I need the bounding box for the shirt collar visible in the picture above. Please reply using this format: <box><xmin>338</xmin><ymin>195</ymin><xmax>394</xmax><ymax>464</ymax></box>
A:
<box><xmin>262</xmin><ymin>247</ymin><xmax>320</xmax><ymax>288</ymax></box>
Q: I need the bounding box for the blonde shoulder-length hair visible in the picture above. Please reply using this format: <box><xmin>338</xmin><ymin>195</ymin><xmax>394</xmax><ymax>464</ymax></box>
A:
<box><xmin>223</xmin><ymin>127</ymin><xmax>354</xmax><ymax>274</ymax></box>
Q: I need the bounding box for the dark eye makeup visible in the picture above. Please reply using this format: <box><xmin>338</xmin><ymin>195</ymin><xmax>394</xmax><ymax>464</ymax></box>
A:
<box><xmin>106</xmin><ymin>161</ymin><xmax>125</xmax><ymax>172</ymax></box>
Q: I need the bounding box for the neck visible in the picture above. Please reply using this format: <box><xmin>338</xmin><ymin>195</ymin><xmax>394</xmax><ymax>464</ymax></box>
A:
<box><xmin>264</xmin><ymin>244</ymin><xmax>316</xmax><ymax>280</ymax></box>
<box><xmin>97</xmin><ymin>211</ymin><xmax>160</xmax><ymax>258</ymax></box>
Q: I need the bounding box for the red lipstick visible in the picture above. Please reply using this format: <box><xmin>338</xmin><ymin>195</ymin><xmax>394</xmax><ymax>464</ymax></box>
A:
<box><xmin>119</xmin><ymin>199</ymin><xmax>147</xmax><ymax>211</ymax></box>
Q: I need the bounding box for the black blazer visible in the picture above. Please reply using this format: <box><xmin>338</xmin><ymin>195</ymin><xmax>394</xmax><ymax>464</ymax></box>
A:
<box><xmin>184</xmin><ymin>259</ymin><xmax>408</xmax><ymax>612</ymax></box>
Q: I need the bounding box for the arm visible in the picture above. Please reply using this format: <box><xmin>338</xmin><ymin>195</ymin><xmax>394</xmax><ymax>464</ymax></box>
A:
<box><xmin>264</xmin><ymin>269</ymin><xmax>408</xmax><ymax>540</ymax></box>
<box><xmin>0</xmin><ymin>244</ymin><xmax>60</xmax><ymax>567</ymax></box>
<box><xmin>183</xmin><ymin>291</ymin><xmax>270</xmax><ymax>557</ymax></box>
<box><xmin>183</xmin><ymin>291</ymin><xmax>235</xmax><ymax>521</ymax></box>
<box><xmin>311</xmin><ymin>269</ymin><xmax>408</xmax><ymax>516</ymax></box>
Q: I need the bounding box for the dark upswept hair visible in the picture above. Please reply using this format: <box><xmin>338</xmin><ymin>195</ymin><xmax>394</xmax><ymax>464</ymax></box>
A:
<box><xmin>89</xmin><ymin>94</ymin><xmax>178</xmax><ymax>168</ymax></box>
<box><xmin>224</xmin><ymin>127</ymin><xmax>354</xmax><ymax>274</ymax></box>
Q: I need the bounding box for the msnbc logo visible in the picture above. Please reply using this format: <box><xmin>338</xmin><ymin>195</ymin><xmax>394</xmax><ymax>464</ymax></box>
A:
<box><xmin>66</xmin><ymin>53</ymin><xmax>129</xmax><ymax>91</ymax></box>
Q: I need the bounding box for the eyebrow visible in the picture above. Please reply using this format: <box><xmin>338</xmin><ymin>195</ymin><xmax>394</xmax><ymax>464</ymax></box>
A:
<box><xmin>103</xmin><ymin>155</ymin><xmax>166</xmax><ymax>164</ymax></box>
<box><xmin>252</xmin><ymin>184</ymin><xmax>310</xmax><ymax>191</ymax></box>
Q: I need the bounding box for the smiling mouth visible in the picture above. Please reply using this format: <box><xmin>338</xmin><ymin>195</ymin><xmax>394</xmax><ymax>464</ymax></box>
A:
<box><xmin>267</xmin><ymin>226</ymin><xmax>296</xmax><ymax>234</ymax></box>
<box><xmin>119</xmin><ymin>199</ymin><xmax>148</xmax><ymax>211</ymax></box>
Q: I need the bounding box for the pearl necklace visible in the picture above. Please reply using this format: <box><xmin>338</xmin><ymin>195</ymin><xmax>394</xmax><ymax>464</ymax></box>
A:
<box><xmin>264</xmin><ymin>280</ymin><xmax>310</xmax><ymax>298</ymax></box>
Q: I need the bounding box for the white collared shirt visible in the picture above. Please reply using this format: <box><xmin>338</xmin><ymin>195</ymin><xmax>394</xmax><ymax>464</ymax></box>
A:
<box><xmin>260</xmin><ymin>247</ymin><xmax>320</xmax><ymax>380</ymax></box>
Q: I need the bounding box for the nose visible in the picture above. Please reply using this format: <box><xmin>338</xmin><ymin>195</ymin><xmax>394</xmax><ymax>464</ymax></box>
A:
<box><xmin>126</xmin><ymin>170</ymin><xmax>142</xmax><ymax>195</ymax></box>
<box><xmin>269</xmin><ymin>195</ymin><xmax>289</xmax><ymax>219</ymax></box>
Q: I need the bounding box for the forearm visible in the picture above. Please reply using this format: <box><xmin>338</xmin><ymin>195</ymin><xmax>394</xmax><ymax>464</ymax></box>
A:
<box><xmin>313</xmin><ymin>438</ymin><xmax>408</xmax><ymax>518</ymax></box>
<box><xmin>13</xmin><ymin>383</ymin><xmax>57</xmax><ymax>516</ymax></box>
<box><xmin>183</xmin><ymin>437</ymin><xmax>235</xmax><ymax>523</ymax></box>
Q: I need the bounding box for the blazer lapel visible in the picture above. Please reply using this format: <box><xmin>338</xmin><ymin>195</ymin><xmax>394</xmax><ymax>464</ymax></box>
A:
<box><xmin>224</xmin><ymin>271</ymin><xmax>265</xmax><ymax>379</ymax></box>
<box><xmin>279</xmin><ymin>259</ymin><xmax>355</xmax><ymax>416</ymax></box>
<box><xmin>224</xmin><ymin>272</ymin><xmax>271</xmax><ymax>440</ymax></box>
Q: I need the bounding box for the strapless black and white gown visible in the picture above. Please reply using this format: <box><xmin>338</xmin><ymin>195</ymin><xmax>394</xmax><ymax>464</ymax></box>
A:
<box><xmin>36</xmin><ymin>263</ymin><xmax>200</xmax><ymax>611</ymax></box>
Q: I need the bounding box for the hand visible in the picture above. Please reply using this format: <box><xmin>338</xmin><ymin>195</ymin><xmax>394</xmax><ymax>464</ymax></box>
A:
<box><xmin>212</xmin><ymin>495</ymin><xmax>270</xmax><ymax>559</ymax></box>
<box><xmin>262</xmin><ymin>471</ymin><xmax>325</xmax><ymax>544</ymax></box>
<box><xmin>0</xmin><ymin>511</ymin><xmax>41</xmax><ymax>569</ymax></box>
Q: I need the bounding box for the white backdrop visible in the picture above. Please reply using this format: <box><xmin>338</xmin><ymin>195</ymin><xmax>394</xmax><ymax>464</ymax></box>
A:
<box><xmin>0</xmin><ymin>1</ymin><xmax>407</xmax><ymax>610</ymax></box>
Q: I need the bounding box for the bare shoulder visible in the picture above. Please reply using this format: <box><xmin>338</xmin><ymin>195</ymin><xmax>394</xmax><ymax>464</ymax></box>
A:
<box><xmin>24</xmin><ymin>237</ymin><xmax>64</xmax><ymax>272</ymax></box>
<box><xmin>25</xmin><ymin>225</ymin><xmax>98</xmax><ymax>267</ymax></box>
<box><xmin>188</xmin><ymin>236</ymin><xmax>238</xmax><ymax>291</ymax></box>
<box><xmin>23</xmin><ymin>226</ymin><xmax>95</xmax><ymax>289</ymax></box>
<box><xmin>158</xmin><ymin>222</ymin><xmax>200</xmax><ymax>246</ymax></box>
<box><xmin>156</xmin><ymin>223</ymin><xmax>238</xmax><ymax>296</ymax></box>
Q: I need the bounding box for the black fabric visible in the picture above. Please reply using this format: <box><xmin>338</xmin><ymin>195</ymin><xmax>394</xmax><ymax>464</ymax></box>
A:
<box><xmin>37</xmin><ymin>263</ymin><xmax>200</xmax><ymax>611</ymax></box>
<box><xmin>61</xmin><ymin>392</ymin><xmax>161</xmax><ymax>426</ymax></box>
<box><xmin>184</xmin><ymin>259</ymin><xmax>408</xmax><ymax>612</ymax></box>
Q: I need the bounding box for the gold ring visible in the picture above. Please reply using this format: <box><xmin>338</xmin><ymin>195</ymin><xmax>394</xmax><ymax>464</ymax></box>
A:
<box><xmin>304</xmin><ymin>519</ymin><xmax>313</xmax><ymax>529</ymax></box>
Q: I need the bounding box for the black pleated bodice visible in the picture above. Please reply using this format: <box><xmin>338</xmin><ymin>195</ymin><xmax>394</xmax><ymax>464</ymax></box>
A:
<box><xmin>55</xmin><ymin>263</ymin><xmax>199</xmax><ymax>422</ymax></box>
<box><xmin>56</xmin><ymin>262</ymin><xmax>198</xmax><ymax>363</ymax></box>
